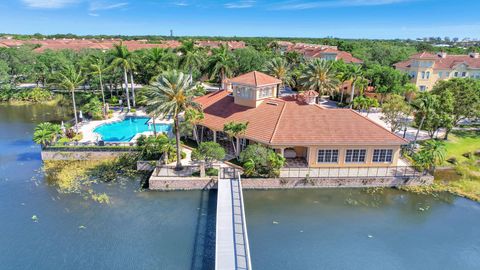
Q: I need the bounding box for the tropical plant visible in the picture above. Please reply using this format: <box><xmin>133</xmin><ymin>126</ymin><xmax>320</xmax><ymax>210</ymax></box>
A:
<box><xmin>145</xmin><ymin>70</ymin><xmax>199</xmax><ymax>170</ymax></box>
<box><xmin>352</xmin><ymin>96</ymin><xmax>379</xmax><ymax>115</ymax></box>
<box><xmin>138</xmin><ymin>134</ymin><xmax>175</xmax><ymax>161</ymax></box>
<box><xmin>81</xmin><ymin>98</ymin><xmax>103</xmax><ymax>120</ymax></box>
<box><xmin>89</xmin><ymin>56</ymin><xmax>109</xmax><ymax>117</ymax></box>
<box><xmin>412</xmin><ymin>140</ymin><xmax>446</xmax><ymax>172</ymax></box>
<box><xmin>239</xmin><ymin>144</ymin><xmax>285</xmax><ymax>178</ymax></box>
<box><xmin>178</xmin><ymin>40</ymin><xmax>204</xmax><ymax>80</ymax></box>
<box><xmin>206</xmin><ymin>44</ymin><xmax>234</xmax><ymax>89</ymax></box>
<box><xmin>184</xmin><ymin>108</ymin><xmax>204</xmax><ymax>145</ymax></box>
<box><xmin>300</xmin><ymin>58</ymin><xmax>340</xmax><ymax>96</ymax></box>
<box><xmin>52</xmin><ymin>65</ymin><xmax>85</xmax><ymax>130</ymax></box>
<box><xmin>191</xmin><ymin>141</ymin><xmax>226</xmax><ymax>167</ymax></box>
<box><xmin>110</xmin><ymin>42</ymin><xmax>133</xmax><ymax>110</ymax></box>
<box><xmin>33</xmin><ymin>122</ymin><xmax>63</xmax><ymax>147</ymax></box>
<box><xmin>144</xmin><ymin>47</ymin><xmax>176</xmax><ymax>81</ymax></box>
<box><xmin>223</xmin><ymin>121</ymin><xmax>249</xmax><ymax>157</ymax></box>
<box><xmin>412</xmin><ymin>92</ymin><xmax>438</xmax><ymax>143</ymax></box>
<box><xmin>265</xmin><ymin>57</ymin><xmax>293</xmax><ymax>89</ymax></box>
<box><xmin>347</xmin><ymin>64</ymin><xmax>363</xmax><ymax>107</ymax></box>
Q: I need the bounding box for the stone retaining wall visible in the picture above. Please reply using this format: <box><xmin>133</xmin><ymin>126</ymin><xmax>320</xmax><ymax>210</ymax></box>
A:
<box><xmin>41</xmin><ymin>150</ymin><xmax>132</xmax><ymax>161</ymax></box>
<box><xmin>149</xmin><ymin>177</ymin><xmax>216</xmax><ymax>190</ymax></box>
<box><xmin>148</xmin><ymin>175</ymin><xmax>433</xmax><ymax>190</ymax></box>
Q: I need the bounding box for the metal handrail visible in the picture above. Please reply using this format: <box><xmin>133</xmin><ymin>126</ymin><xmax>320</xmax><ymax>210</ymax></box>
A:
<box><xmin>236</xmin><ymin>172</ymin><xmax>252</xmax><ymax>270</ymax></box>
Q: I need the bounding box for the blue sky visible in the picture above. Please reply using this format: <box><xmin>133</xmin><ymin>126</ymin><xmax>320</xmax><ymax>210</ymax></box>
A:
<box><xmin>0</xmin><ymin>0</ymin><xmax>479</xmax><ymax>39</ymax></box>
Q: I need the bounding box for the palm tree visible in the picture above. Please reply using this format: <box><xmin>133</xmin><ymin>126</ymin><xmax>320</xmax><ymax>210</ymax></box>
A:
<box><xmin>348</xmin><ymin>65</ymin><xmax>363</xmax><ymax>108</ymax></box>
<box><xmin>300</xmin><ymin>59</ymin><xmax>340</xmax><ymax>97</ymax></box>
<box><xmin>145</xmin><ymin>70</ymin><xmax>200</xmax><ymax>170</ymax></box>
<box><xmin>223</xmin><ymin>121</ymin><xmax>249</xmax><ymax>157</ymax></box>
<box><xmin>412</xmin><ymin>92</ymin><xmax>437</xmax><ymax>144</ymax></box>
<box><xmin>53</xmin><ymin>65</ymin><xmax>85</xmax><ymax>131</ymax></box>
<box><xmin>33</xmin><ymin>122</ymin><xmax>62</xmax><ymax>147</ymax></box>
<box><xmin>413</xmin><ymin>140</ymin><xmax>446</xmax><ymax>173</ymax></box>
<box><xmin>89</xmin><ymin>56</ymin><xmax>109</xmax><ymax>118</ymax></box>
<box><xmin>178</xmin><ymin>40</ymin><xmax>204</xmax><ymax>80</ymax></box>
<box><xmin>110</xmin><ymin>42</ymin><xmax>133</xmax><ymax>111</ymax></box>
<box><xmin>265</xmin><ymin>57</ymin><xmax>293</xmax><ymax>93</ymax></box>
<box><xmin>145</xmin><ymin>48</ymin><xmax>176</xmax><ymax>81</ymax></box>
<box><xmin>206</xmin><ymin>44</ymin><xmax>234</xmax><ymax>89</ymax></box>
<box><xmin>184</xmin><ymin>108</ymin><xmax>204</xmax><ymax>145</ymax></box>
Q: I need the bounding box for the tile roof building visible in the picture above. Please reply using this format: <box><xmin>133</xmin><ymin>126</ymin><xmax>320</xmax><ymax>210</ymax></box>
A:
<box><xmin>394</xmin><ymin>51</ymin><xmax>480</xmax><ymax>91</ymax></box>
<box><xmin>195</xmin><ymin>71</ymin><xmax>406</xmax><ymax>168</ymax></box>
<box><xmin>276</xmin><ymin>41</ymin><xmax>363</xmax><ymax>64</ymax></box>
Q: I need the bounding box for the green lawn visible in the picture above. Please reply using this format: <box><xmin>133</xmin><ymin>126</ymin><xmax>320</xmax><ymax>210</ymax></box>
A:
<box><xmin>443</xmin><ymin>130</ymin><xmax>480</xmax><ymax>165</ymax></box>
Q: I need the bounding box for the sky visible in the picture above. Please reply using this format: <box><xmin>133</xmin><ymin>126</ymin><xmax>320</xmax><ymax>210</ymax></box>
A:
<box><xmin>0</xmin><ymin>0</ymin><xmax>479</xmax><ymax>39</ymax></box>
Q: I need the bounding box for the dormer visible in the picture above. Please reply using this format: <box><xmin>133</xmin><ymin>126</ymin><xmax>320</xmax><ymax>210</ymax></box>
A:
<box><xmin>227</xmin><ymin>71</ymin><xmax>282</xmax><ymax>108</ymax></box>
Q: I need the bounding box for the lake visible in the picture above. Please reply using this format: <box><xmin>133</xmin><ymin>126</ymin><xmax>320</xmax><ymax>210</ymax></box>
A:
<box><xmin>1</xmin><ymin>103</ymin><xmax>479</xmax><ymax>270</ymax></box>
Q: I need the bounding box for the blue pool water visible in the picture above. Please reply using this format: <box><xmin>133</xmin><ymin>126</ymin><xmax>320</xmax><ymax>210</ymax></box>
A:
<box><xmin>94</xmin><ymin>116</ymin><xmax>172</xmax><ymax>142</ymax></box>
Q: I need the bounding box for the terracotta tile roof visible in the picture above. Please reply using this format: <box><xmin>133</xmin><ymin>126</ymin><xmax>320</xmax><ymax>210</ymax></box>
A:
<box><xmin>195</xmin><ymin>91</ymin><xmax>407</xmax><ymax>146</ymax></box>
<box><xmin>277</xmin><ymin>41</ymin><xmax>363</xmax><ymax>64</ymax></box>
<box><xmin>229</xmin><ymin>71</ymin><xmax>282</xmax><ymax>87</ymax></box>
<box><xmin>394</xmin><ymin>51</ymin><xmax>480</xmax><ymax>70</ymax></box>
<box><xmin>301</xmin><ymin>90</ymin><xmax>319</xmax><ymax>97</ymax></box>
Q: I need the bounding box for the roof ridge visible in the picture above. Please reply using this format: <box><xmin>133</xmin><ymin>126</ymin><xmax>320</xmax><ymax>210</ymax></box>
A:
<box><xmin>269</xmin><ymin>100</ymin><xmax>287</xmax><ymax>144</ymax></box>
<box><xmin>349</xmin><ymin>109</ymin><xmax>408</xmax><ymax>143</ymax></box>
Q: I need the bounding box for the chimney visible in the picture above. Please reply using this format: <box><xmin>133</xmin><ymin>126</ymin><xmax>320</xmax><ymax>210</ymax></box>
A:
<box><xmin>469</xmin><ymin>52</ymin><xmax>479</xmax><ymax>59</ymax></box>
<box><xmin>437</xmin><ymin>52</ymin><xmax>447</xmax><ymax>58</ymax></box>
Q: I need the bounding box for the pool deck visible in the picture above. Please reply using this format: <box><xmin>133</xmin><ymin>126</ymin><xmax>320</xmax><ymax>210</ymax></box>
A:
<box><xmin>78</xmin><ymin>110</ymin><xmax>173</xmax><ymax>143</ymax></box>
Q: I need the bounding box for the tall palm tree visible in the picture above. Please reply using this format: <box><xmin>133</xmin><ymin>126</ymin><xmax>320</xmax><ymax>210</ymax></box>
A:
<box><xmin>265</xmin><ymin>57</ymin><xmax>293</xmax><ymax>92</ymax></box>
<box><xmin>412</xmin><ymin>92</ymin><xmax>437</xmax><ymax>144</ymax></box>
<box><xmin>145</xmin><ymin>70</ymin><xmax>200</xmax><ymax>170</ymax></box>
<box><xmin>89</xmin><ymin>56</ymin><xmax>109</xmax><ymax>118</ymax></box>
<box><xmin>206</xmin><ymin>44</ymin><xmax>234</xmax><ymax>89</ymax></box>
<box><xmin>184</xmin><ymin>108</ymin><xmax>204</xmax><ymax>145</ymax></box>
<box><xmin>300</xmin><ymin>59</ymin><xmax>340</xmax><ymax>97</ymax></box>
<box><xmin>53</xmin><ymin>65</ymin><xmax>85</xmax><ymax>131</ymax></box>
<box><xmin>110</xmin><ymin>42</ymin><xmax>133</xmax><ymax>111</ymax></box>
<box><xmin>348</xmin><ymin>65</ymin><xmax>363</xmax><ymax>108</ymax></box>
<box><xmin>178</xmin><ymin>40</ymin><xmax>204</xmax><ymax>80</ymax></box>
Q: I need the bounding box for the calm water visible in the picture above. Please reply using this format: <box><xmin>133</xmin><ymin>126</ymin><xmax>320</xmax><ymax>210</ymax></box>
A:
<box><xmin>1</xmin><ymin>103</ymin><xmax>480</xmax><ymax>270</ymax></box>
<box><xmin>94</xmin><ymin>116</ymin><xmax>172</xmax><ymax>142</ymax></box>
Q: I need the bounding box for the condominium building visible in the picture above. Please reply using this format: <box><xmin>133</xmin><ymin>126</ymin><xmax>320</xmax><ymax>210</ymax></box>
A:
<box><xmin>394</xmin><ymin>52</ymin><xmax>480</xmax><ymax>91</ymax></box>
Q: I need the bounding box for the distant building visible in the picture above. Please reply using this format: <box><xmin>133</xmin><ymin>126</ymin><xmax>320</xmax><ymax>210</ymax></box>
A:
<box><xmin>394</xmin><ymin>51</ymin><xmax>480</xmax><ymax>91</ymax></box>
<box><xmin>275</xmin><ymin>41</ymin><xmax>363</xmax><ymax>64</ymax></box>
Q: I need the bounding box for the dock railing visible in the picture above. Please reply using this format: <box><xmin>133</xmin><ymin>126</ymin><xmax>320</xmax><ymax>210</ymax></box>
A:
<box><xmin>233</xmin><ymin>172</ymin><xmax>252</xmax><ymax>270</ymax></box>
<box><xmin>279</xmin><ymin>166</ymin><xmax>426</xmax><ymax>179</ymax></box>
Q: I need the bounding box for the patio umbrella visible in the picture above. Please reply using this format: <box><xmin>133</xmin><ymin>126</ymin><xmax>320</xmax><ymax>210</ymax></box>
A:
<box><xmin>79</xmin><ymin>111</ymin><xmax>83</xmax><ymax>121</ymax></box>
<box><xmin>61</xmin><ymin>121</ymin><xmax>66</xmax><ymax>133</ymax></box>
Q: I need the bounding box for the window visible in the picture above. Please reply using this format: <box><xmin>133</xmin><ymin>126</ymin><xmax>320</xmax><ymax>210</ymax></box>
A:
<box><xmin>446</xmin><ymin>72</ymin><xmax>450</xmax><ymax>77</ymax></box>
<box><xmin>419</xmin><ymin>85</ymin><xmax>426</xmax><ymax>92</ymax></box>
<box><xmin>235</xmin><ymin>86</ymin><xmax>253</xmax><ymax>99</ymax></box>
<box><xmin>421</xmin><ymin>71</ymin><xmax>425</xmax><ymax>79</ymax></box>
<box><xmin>438</xmin><ymin>71</ymin><xmax>443</xmax><ymax>78</ymax></box>
<box><xmin>454</xmin><ymin>71</ymin><xmax>459</xmax><ymax>77</ymax></box>
<box><xmin>461</xmin><ymin>72</ymin><xmax>467</xmax><ymax>77</ymax></box>
<box><xmin>258</xmin><ymin>86</ymin><xmax>273</xmax><ymax>98</ymax></box>
<box><xmin>317</xmin><ymin>149</ymin><xmax>339</xmax><ymax>163</ymax></box>
<box><xmin>426</xmin><ymin>71</ymin><xmax>430</xmax><ymax>79</ymax></box>
<box><xmin>345</xmin><ymin>149</ymin><xmax>366</xmax><ymax>163</ymax></box>
<box><xmin>372</xmin><ymin>149</ymin><xmax>393</xmax><ymax>163</ymax></box>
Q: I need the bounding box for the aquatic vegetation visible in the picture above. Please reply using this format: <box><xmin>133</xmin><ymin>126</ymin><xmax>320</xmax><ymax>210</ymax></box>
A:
<box><xmin>43</xmin><ymin>154</ymin><xmax>142</xmax><ymax>203</ymax></box>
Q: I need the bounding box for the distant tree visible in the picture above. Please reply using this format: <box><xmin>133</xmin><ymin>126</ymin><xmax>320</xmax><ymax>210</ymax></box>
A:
<box><xmin>184</xmin><ymin>108</ymin><xmax>204</xmax><ymax>145</ymax></box>
<box><xmin>110</xmin><ymin>42</ymin><xmax>134</xmax><ymax>110</ymax></box>
<box><xmin>381</xmin><ymin>94</ymin><xmax>411</xmax><ymax>132</ymax></box>
<box><xmin>206</xmin><ymin>44</ymin><xmax>234</xmax><ymax>89</ymax></box>
<box><xmin>353</xmin><ymin>96</ymin><xmax>378</xmax><ymax>115</ymax></box>
<box><xmin>412</xmin><ymin>92</ymin><xmax>438</xmax><ymax>143</ymax></box>
<box><xmin>431</xmin><ymin>78</ymin><xmax>480</xmax><ymax>139</ymax></box>
<box><xmin>265</xmin><ymin>57</ymin><xmax>293</xmax><ymax>89</ymax></box>
<box><xmin>347</xmin><ymin>64</ymin><xmax>363</xmax><ymax>106</ymax></box>
<box><xmin>88</xmin><ymin>56</ymin><xmax>109</xmax><ymax>117</ymax></box>
<box><xmin>365</xmin><ymin>64</ymin><xmax>409</xmax><ymax>103</ymax></box>
<box><xmin>178</xmin><ymin>40</ymin><xmax>205</xmax><ymax>80</ymax></box>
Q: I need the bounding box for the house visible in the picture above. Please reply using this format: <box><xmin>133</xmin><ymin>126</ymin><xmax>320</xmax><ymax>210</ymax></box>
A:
<box><xmin>276</xmin><ymin>41</ymin><xmax>363</xmax><ymax>64</ymax></box>
<box><xmin>394</xmin><ymin>51</ymin><xmax>480</xmax><ymax>91</ymax></box>
<box><xmin>194</xmin><ymin>71</ymin><xmax>407</xmax><ymax>168</ymax></box>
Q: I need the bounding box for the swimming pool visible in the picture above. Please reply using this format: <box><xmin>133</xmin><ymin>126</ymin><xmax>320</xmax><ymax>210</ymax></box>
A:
<box><xmin>94</xmin><ymin>116</ymin><xmax>172</xmax><ymax>142</ymax></box>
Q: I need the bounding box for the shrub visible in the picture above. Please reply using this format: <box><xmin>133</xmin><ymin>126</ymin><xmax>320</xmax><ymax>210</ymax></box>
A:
<box><xmin>239</xmin><ymin>144</ymin><xmax>285</xmax><ymax>178</ymax></box>
<box><xmin>130</xmin><ymin>108</ymin><xmax>137</xmax><ymax>113</ymax></box>
<box><xmin>191</xmin><ymin>142</ymin><xmax>226</xmax><ymax>166</ymax></box>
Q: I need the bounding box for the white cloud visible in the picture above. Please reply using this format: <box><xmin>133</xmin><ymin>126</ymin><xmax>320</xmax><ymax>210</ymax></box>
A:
<box><xmin>89</xmin><ymin>1</ymin><xmax>128</xmax><ymax>11</ymax></box>
<box><xmin>174</xmin><ymin>1</ymin><xmax>189</xmax><ymax>6</ymax></box>
<box><xmin>88</xmin><ymin>12</ymin><xmax>99</xmax><ymax>16</ymax></box>
<box><xmin>225</xmin><ymin>0</ymin><xmax>255</xmax><ymax>9</ymax></box>
<box><xmin>21</xmin><ymin>0</ymin><xmax>81</xmax><ymax>9</ymax></box>
<box><xmin>274</xmin><ymin>0</ymin><xmax>417</xmax><ymax>10</ymax></box>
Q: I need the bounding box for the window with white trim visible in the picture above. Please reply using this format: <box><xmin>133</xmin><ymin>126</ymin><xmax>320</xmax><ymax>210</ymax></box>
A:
<box><xmin>345</xmin><ymin>149</ymin><xmax>366</xmax><ymax>163</ymax></box>
<box><xmin>317</xmin><ymin>149</ymin><xmax>339</xmax><ymax>163</ymax></box>
<box><xmin>372</xmin><ymin>149</ymin><xmax>393</xmax><ymax>163</ymax></box>
<box><xmin>235</xmin><ymin>86</ymin><xmax>253</xmax><ymax>99</ymax></box>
